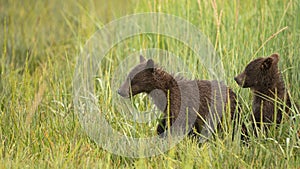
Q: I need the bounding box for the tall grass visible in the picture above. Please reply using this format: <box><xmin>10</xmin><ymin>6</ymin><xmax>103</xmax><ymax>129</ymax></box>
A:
<box><xmin>0</xmin><ymin>0</ymin><xmax>299</xmax><ymax>168</ymax></box>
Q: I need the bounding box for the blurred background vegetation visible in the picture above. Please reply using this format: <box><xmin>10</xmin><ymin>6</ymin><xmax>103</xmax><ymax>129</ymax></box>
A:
<box><xmin>0</xmin><ymin>0</ymin><xmax>299</xmax><ymax>168</ymax></box>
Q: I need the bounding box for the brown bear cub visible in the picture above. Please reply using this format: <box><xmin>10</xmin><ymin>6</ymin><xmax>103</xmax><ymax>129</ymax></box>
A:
<box><xmin>234</xmin><ymin>53</ymin><xmax>292</xmax><ymax>131</ymax></box>
<box><xmin>118</xmin><ymin>55</ymin><xmax>238</xmax><ymax>138</ymax></box>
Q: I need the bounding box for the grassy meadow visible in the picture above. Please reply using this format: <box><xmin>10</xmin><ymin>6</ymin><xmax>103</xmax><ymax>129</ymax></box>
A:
<box><xmin>1</xmin><ymin>0</ymin><xmax>300</xmax><ymax>168</ymax></box>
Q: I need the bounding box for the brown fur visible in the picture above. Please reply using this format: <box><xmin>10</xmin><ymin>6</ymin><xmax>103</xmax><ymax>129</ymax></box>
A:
<box><xmin>234</xmin><ymin>53</ymin><xmax>292</xmax><ymax>129</ymax></box>
<box><xmin>118</xmin><ymin>55</ymin><xmax>238</xmax><ymax>137</ymax></box>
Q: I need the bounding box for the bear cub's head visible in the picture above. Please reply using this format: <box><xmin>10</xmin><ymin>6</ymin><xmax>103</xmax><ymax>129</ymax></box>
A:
<box><xmin>118</xmin><ymin>55</ymin><xmax>156</xmax><ymax>98</ymax></box>
<box><xmin>234</xmin><ymin>53</ymin><xmax>280</xmax><ymax>90</ymax></box>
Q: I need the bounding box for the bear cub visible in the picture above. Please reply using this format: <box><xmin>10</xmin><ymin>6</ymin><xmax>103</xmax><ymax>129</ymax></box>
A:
<box><xmin>118</xmin><ymin>55</ymin><xmax>238</xmax><ymax>138</ymax></box>
<box><xmin>234</xmin><ymin>53</ymin><xmax>292</xmax><ymax>130</ymax></box>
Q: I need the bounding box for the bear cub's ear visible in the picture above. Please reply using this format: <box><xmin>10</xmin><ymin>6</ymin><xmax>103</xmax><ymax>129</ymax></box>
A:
<box><xmin>261</xmin><ymin>58</ymin><xmax>273</xmax><ymax>70</ymax></box>
<box><xmin>261</xmin><ymin>53</ymin><xmax>280</xmax><ymax>70</ymax></box>
<box><xmin>140</xmin><ymin>55</ymin><xmax>146</xmax><ymax>63</ymax></box>
<box><xmin>270</xmin><ymin>53</ymin><xmax>279</xmax><ymax>63</ymax></box>
<box><xmin>139</xmin><ymin>55</ymin><xmax>154</xmax><ymax>71</ymax></box>
<box><xmin>146</xmin><ymin>59</ymin><xmax>155</xmax><ymax>72</ymax></box>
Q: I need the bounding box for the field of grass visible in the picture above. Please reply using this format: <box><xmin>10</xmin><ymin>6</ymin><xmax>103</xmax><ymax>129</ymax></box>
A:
<box><xmin>1</xmin><ymin>0</ymin><xmax>300</xmax><ymax>168</ymax></box>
